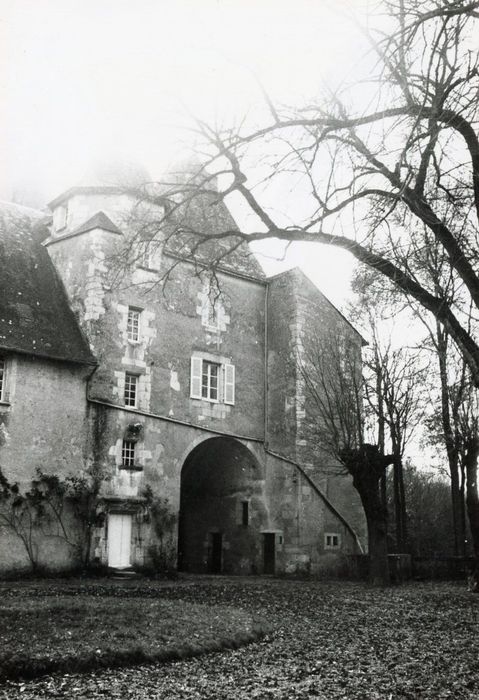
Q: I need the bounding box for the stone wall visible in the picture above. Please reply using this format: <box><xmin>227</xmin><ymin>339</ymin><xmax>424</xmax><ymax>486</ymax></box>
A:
<box><xmin>0</xmin><ymin>200</ymin><xmax>367</xmax><ymax>576</ymax></box>
<box><xmin>266</xmin><ymin>272</ymin><xmax>298</xmax><ymax>457</ymax></box>
<box><xmin>48</xmin><ymin>231</ymin><xmax>266</xmax><ymax>440</ymax></box>
<box><xmin>0</xmin><ymin>353</ymin><xmax>91</xmax><ymax>572</ymax></box>
<box><xmin>292</xmin><ymin>269</ymin><xmax>367</xmax><ymax>549</ymax></box>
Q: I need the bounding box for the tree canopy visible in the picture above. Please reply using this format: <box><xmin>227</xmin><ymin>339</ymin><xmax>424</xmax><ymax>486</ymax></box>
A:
<box><xmin>130</xmin><ymin>0</ymin><xmax>479</xmax><ymax>384</ymax></box>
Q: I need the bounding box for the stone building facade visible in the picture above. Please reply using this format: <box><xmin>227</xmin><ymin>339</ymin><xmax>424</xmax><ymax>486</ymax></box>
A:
<box><xmin>0</xmin><ymin>177</ymin><xmax>366</xmax><ymax>576</ymax></box>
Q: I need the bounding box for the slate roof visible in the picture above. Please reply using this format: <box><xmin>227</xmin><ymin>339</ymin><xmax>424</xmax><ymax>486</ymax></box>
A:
<box><xmin>0</xmin><ymin>203</ymin><xmax>96</xmax><ymax>365</ymax></box>
<box><xmin>163</xmin><ymin>191</ymin><xmax>266</xmax><ymax>280</ymax></box>
<box><xmin>44</xmin><ymin>211</ymin><xmax>122</xmax><ymax>246</ymax></box>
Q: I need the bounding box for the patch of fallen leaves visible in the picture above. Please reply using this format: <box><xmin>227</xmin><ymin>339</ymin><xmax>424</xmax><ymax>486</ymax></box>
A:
<box><xmin>0</xmin><ymin>595</ymin><xmax>258</xmax><ymax>681</ymax></box>
<box><xmin>1</xmin><ymin>579</ymin><xmax>479</xmax><ymax>699</ymax></box>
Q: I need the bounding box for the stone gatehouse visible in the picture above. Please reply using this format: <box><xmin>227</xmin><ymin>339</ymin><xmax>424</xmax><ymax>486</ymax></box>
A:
<box><xmin>0</xmin><ymin>170</ymin><xmax>366</xmax><ymax>576</ymax></box>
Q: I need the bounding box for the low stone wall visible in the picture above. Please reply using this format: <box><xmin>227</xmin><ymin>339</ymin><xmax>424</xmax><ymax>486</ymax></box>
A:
<box><xmin>412</xmin><ymin>556</ymin><xmax>474</xmax><ymax>580</ymax></box>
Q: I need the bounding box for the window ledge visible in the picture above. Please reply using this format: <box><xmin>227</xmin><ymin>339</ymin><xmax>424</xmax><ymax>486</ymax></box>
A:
<box><xmin>127</xmin><ymin>339</ymin><xmax>142</xmax><ymax>346</ymax></box>
<box><xmin>119</xmin><ymin>464</ymin><xmax>143</xmax><ymax>472</ymax></box>
<box><xmin>0</xmin><ymin>400</ymin><xmax>11</xmax><ymax>408</ymax></box>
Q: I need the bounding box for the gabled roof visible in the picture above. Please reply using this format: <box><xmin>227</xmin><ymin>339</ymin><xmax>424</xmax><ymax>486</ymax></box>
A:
<box><xmin>0</xmin><ymin>204</ymin><xmax>96</xmax><ymax>365</ymax></box>
<box><xmin>44</xmin><ymin>211</ymin><xmax>122</xmax><ymax>247</ymax></box>
<box><xmin>48</xmin><ymin>186</ymin><xmax>124</xmax><ymax>210</ymax></box>
<box><xmin>267</xmin><ymin>266</ymin><xmax>367</xmax><ymax>345</ymax></box>
<box><xmin>71</xmin><ymin>210</ymin><xmax>122</xmax><ymax>236</ymax></box>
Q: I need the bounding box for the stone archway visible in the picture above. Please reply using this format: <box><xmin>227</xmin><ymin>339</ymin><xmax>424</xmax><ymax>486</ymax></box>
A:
<box><xmin>178</xmin><ymin>437</ymin><xmax>266</xmax><ymax>574</ymax></box>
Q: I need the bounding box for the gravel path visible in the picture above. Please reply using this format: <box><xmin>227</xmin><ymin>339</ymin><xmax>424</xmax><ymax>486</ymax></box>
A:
<box><xmin>1</xmin><ymin>578</ymin><xmax>479</xmax><ymax>699</ymax></box>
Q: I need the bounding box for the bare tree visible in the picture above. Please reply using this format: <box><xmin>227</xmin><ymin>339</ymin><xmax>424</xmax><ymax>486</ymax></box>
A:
<box><xmin>0</xmin><ymin>465</ymin><xmax>108</xmax><ymax>571</ymax></box>
<box><xmin>121</xmin><ymin>0</ymin><xmax>479</xmax><ymax>388</ymax></box>
<box><xmin>350</xmin><ymin>271</ymin><xmax>427</xmax><ymax>553</ymax></box>
<box><xmin>401</xmin><ymin>461</ymin><xmax>455</xmax><ymax>557</ymax></box>
<box><xmin>366</xmin><ymin>341</ymin><xmax>426</xmax><ymax>552</ymax></box>
<box><xmin>299</xmin><ymin>329</ymin><xmax>394</xmax><ymax>586</ymax></box>
<box><xmin>454</xmin><ymin>380</ymin><xmax>479</xmax><ymax>583</ymax></box>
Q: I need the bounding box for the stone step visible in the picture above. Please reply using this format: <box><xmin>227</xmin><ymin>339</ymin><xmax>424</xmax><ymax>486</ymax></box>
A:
<box><xmin>110</xmin><ymin>567</ymin><xmax>141</xmax><ymax>580</ymax></box>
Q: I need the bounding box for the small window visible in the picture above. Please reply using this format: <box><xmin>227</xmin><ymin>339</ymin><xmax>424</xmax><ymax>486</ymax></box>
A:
<box><xmin>137</xmin><ymin>241</ymin><xmax>152</xmax><ymax>269</ymax></box>
<box><xmin>202</xmin><ymin>361</ymin><xmax>219</xmax><ymax>402</ymax></box>
<box><xmin>242</xmin><ymin>501</ymin><xmax>249</xmax><ymax>527</ymax></box>
<box><xmin>127</xmin><ymin>307</ymin><xmax>141</xmax><ymax>342</ymax></box>
<box><xmin>207</xmin><ymin>301</ymin><xmax>219</xmax><ymax>329</ymax></box>
<box><xmin>324</xmin><ymin>533</ymin><xmax>341</xmax><ymax>549</ymax></box>
<box><xmin>124</xmin><ymin>373</ymin><xmax>138</xmax><ymax>407</ymax></box>
<box><xmin>0</xmin><ymin>359</ymin><xmax>6</xmax><ymax>401</ymax></box>
<box><xmin>122</xmin><ymin>440</ymin><xmax>136</xmax><ymax>467</ymax></box>
<box><xmin>202</xmin><ymin>281</ymin><xmax>222</xmax><ymax>331</ymax></box>
<box><xmin>56</xmin><ymin>203</ymin><xmax>68</xmax><ymax>231</ymax></box>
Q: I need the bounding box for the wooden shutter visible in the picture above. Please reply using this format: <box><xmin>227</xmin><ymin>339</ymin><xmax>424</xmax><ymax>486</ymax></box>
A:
<box><xmin>224</xmin><ymin>363</ymin><xmax>235</xmax><ymax>405</ymax></box>
<box><xmin>190</xmin><ymin>357</ymin><xmax>203</xmax><ymax>399</ymax></box>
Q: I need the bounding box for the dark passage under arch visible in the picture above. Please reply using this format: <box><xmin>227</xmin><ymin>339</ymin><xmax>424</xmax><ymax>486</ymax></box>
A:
<box><xmin>178</xmin><ymin>437</ymin><xmax>266</xmax><ymax>574</ymax></box>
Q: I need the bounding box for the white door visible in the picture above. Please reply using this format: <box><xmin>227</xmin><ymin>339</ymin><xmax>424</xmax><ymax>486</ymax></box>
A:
<box><xmin>108</xmin><ymin>513</ymin><xmax>132</xmax><ymax>568</ymax></box>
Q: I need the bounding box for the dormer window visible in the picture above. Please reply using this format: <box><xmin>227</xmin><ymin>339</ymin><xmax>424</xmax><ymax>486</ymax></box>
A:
<box><xmin>55</xmin><ymin>203</ymin><xmax>68</xmax><ymax>232</ymax></box>
<box><xmin>137</xmin><ymin>240</ymin><xmax>153</xmax><ymax>270</ymax></box>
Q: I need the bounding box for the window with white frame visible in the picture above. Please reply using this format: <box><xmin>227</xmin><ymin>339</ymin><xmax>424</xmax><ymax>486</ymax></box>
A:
<box><xmin>202</xmin><ymin>361</ymin><xmax>219</xmax><ymax>401</ymax></box>
<box><xmin>126</xmin><ymin>307</ymin><xmax>141</xmax><ymax>342</ymax></box>
<box><xmin>121</xmin><ymin>439</ymin><xmax>136</xmax><ymax>467</ymax></box>
<box><xmin>124</xmin><ymin>373</ymin><xmax>138</xmax><ymax>407</ymax></box>
<box><xmin>0</xmin><ymin>359</ymin><xmax>6</xmax><ymax>402</ymax></box>
<box><xmin>190</xmin><ymin>357</ymin><xmax>235</xmax><ymax>405</ymax></box>
<box><xmin>324</xmin><ymin>533</ymin><xmax>341</xmax><ymax>549</ymax></box>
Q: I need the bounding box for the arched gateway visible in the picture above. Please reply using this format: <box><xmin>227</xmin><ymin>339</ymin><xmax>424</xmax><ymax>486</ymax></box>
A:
<box><xmin>178</xmin><ymin>437</ymin><xmax>267</xmax><ymax>574</ymax></box>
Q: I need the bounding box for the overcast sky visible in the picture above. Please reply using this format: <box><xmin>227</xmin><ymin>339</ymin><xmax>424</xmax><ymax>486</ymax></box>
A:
<box><xmin>0</xmin><ymin>0</ymin><xmax>378</xmax><ymax>306</ymax></box>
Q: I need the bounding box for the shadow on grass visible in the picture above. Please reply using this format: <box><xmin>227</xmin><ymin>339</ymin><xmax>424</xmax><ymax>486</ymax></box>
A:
<box><xmin>0</xmin><ymin>625</ymin><xmax>268</xmax><ymax>682</ymax></box>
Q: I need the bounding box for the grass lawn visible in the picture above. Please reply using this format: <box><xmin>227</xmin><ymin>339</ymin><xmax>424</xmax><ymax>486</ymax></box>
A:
<box><xmin>2</xmin><ymin>578</ymin><xmax>479</xmax><ymax>698</ymax></box>
<box><xmin>0</xmin><ymin>592</ymin><xmax>262</xmax><ymax>680</ymax></box>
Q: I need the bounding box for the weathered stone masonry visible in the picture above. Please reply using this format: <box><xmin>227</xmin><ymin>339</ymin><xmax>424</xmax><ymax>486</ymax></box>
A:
<box><xmin>0</xmin><ymin>181</ymin><xmax>366</xmax><ymax>575</ymax></box>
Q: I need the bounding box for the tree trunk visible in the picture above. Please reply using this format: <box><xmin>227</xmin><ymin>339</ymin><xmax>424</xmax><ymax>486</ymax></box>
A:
<box><xmin>459</xmin><ymin>461</ymin><xmax>467</xmax><ymax>557</ymax></box>
<box><xmin>342</xmin><ymin>444</ymin><xmax>394</xmax><ymax>586</ymax></box>
<box><xmin>398</xmin><ymin>458</ymin><xmax>408</xmax><ymax>550</ymax></box>
<box><xmin>392</xmin><ymin>454</ymin><xmax>408</xmax><ymax>552</ymax></box>
<box><xmin>366</xmin><ymin>512</ymin><xmax>390</xmax><ymax>586</ymax></box>
<box><xmin>437</xmin><ymin>323</ymin><xmax>465</xmax><ymax>555</ymax></box>
<box><xmin>393</xmin><ymin>459</ymin><xmax>402</xmax><ymax>551</ymax></box>
<box><xmin>464</xmin><ymin>435</ymin><xmax>479</xmax><ymax>588</ymax></box>
<box><xmin>380</xmin><ymin>474</ymin><xmax>387</xmax><ymax>512</ymax></box>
